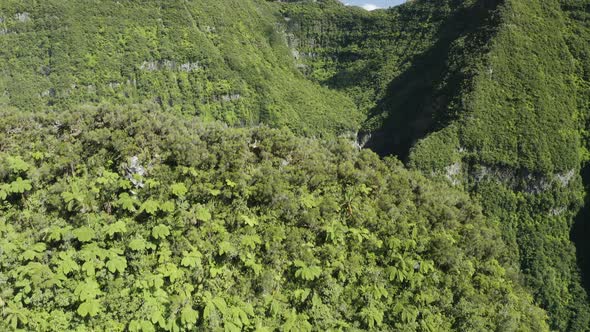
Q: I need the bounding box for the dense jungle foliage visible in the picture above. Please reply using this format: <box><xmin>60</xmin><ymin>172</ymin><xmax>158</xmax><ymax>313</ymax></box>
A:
<box><xmin>1</xmin><ymin>0</ymin><xmax>590</xmax><ymax>331</ymax></box>
<box><xmin>411</xmin><ymin>1</ymin><xmax>590</xmax><ymax>330</ymax></box>
<box><xmin>0</xmin><ymin>0</ymin><xmax>361</xmax><ymax>136</ymax></box>
<box><xmin>282</xmin><ymin>0</ymin><xmax>502</xmax><ymax>158</ymax></box>
<box><xmin>0</xmin><ymin>105</ymin><xmax>549</xmax><ymax>331</ymax></box>
<box><xmin>281</xmin><ymin>0</ymin><xmax>590</xmax><ymax>330</ymax></box>
<box><xmin>284</xmin><ymin>0</ymin><xmax>590</xmax><ymax>331</ymax></box>
<box><xmin>561</xmin><ymin>0</ymin><xmax>590</xmax><ymax>324</ymax></box>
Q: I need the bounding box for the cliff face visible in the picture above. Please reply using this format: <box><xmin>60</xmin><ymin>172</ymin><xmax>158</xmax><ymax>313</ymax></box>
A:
<box><xmin>410</xmin><ymin>1</ymin><xmax>590</xmax><ymax>327</ymax></box>
<box><xmin>283</xmin><ymin>0</ymin><xmax>503</xmax><ymax>158</ymax></box>
<box><xmin>0</xmin><ymin>0</ymin><xmax>360</xmax><ymax>136</ymax></box>
<box><xmin>284</xmin><ymin>0</ymin><xmax>590</xmax><ymax>329</ymax></box>
<box><xmin>561</xmin><ymin>0</ymin><xmax>590</xmax><ymax>325</ymax></box>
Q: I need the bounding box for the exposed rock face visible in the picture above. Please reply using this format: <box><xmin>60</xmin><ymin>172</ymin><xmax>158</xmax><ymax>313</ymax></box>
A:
<box><xmin>555</xmin><ymin>169</ymin><xmax>575</xmax><ymax>187</ymax></box>
<box><xmin>470</xmin><ymin>164</ymin><xmax>576</xmax><ymax>194</ymax></box>
<box><xmin>15</xmin><ymin>12</ymin><xmax>30</xmax><ymax>22</ymax></box>
<box><xmin>126</xmin><ymin>156</ymin><xmax>146</xmax><ymax>189</ymax></box>
<box><xmin>445</xmin><ymin>162</ymin><xmax>461</xmax><ymax>186</ymax></box>
<box><xmin>140</xmin><ymin>60</ymin><xmax>202</xmax><ymax>72</ymax></box>
<box><xmin>220</xmin><ymin>94</ymin><xmax>241</xmax><ymax>102</ymax></box>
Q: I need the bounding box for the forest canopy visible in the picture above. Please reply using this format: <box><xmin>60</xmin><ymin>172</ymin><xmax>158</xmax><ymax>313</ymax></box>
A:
<box><xmin>1</xmin><ymin>0</ymin><xmax>590</xmax><ymax>331</ymax></box>
<box><xmin>0</xmin><ymin>104</ymin><xmax>548</xmax><ymax>331</ymax></box>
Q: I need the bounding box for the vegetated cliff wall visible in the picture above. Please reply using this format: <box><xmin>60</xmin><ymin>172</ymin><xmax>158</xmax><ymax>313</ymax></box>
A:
<box><xmin>560</xmin><ymin>0</ymin><xmax>590</xmax><ymax>309</ymax></box>
<box><xmin>409</xmin><ymin>0</ymin><xmax>590</xmax><ymax>329</ymax></box>
<box><xmin>282</xmin><ymin>0</ymin><xmax>503</xmax><ymax>159</ymax></box>
<box><xmin>573</xmin><ymin>165</ymin><xmax>590</xmax><ymax>296</ymax></box>
<box><xmin>285</xmin><ymin>0</ymin><xmax>590</xmax><ymax>329</ymax></box>
<box><xmin>0</xmin><ymin>0</ymin><xmax>360</xmax><ymax>137</ymax></box>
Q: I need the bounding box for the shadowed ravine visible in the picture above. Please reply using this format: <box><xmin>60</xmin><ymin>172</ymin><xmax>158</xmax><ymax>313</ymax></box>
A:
<box><xmin>362</xmin><ymin>0</ymin><xmax>502</xmax><ymax>160</ymax></box>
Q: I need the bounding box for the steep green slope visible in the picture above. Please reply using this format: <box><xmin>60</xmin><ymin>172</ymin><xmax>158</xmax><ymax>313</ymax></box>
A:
<box><xmin>282</xmin><ymin>0</ymin><xmax>502</xmax><ymax>158</ymax></box>
<box><xmin>0</xmin><ymin>105</ymin><xmax>548</xmax><ymax>331</ymax></box>
<box><xmin>561</xmin><ymin>0</ymin><xmax>590</xmax><ymax>305</ymax></box>
<box><xmin>285</xmin><ymin>0</ymin><xmax>590</xmax><ymax>330</ymax></box>
<box><xmin>0</xmin><ymin>0</ymin><xmax>360</xmax><ymax>136</ymax></box>
<box><xmin>409</xmin><ymin>0</ymin><xmax>590</xmax><ymax>330</ymax></box>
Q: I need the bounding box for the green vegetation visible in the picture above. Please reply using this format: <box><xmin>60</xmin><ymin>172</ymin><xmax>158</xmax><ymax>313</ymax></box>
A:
<box><xmin>0</xmin><ymin>0</ymin><xmax>361</xmax><ymax>136</ymax></box>
<box><xmin>562</xmin><ymin>0</ymin><xmax>590</xmax><ymax>319</ymax></box>
<box><xmin>0</xmin><ymin>105</ymin><xmax>548</xmax><ymax>331</ymax></box>
<box><xmin>1</xmin><ymin>0</ymin><xmax>590</xmax><ymax>330</ymax></box>
<box><xmin>409</xmin><ymin>1</ymin><xmax>590</xmax><ymax>329</ymax></box>
<box><xmin>284</xmin><ymin>0</ymin><xmax>590</xmax><ymax>330</ymax></box>
<box><xmin>282</xmin><ymin>0</ymin><xmax>503</xmax><ymax>157</ymax></box>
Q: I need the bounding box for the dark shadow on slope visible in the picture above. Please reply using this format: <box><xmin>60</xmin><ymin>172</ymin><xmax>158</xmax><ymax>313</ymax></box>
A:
<box><xmin>363</xmin><ymin>0</ymin><xmax>503</xmax><ymax>160</ymax></box>
<box><xmin>573</xmin><ymin>165</ymin><xmax>590</xmax><ymax>293</ymax></box>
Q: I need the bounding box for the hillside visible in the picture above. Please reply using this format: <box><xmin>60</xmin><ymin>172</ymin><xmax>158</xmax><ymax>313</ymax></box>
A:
<box><xmin>562</xmin><ymin>0</ymin><xmax>590</xmax><ymax>302</ymax></box>
<box><xmin>0</xmin><ymin>105</ymin><xmax>548</xmax><ymax>331</ymax></box>
<box><xmin>283</xmin><ymin>0</ymin><xmax>590</xmax><ymax>330</ymax></box>
<box><xmin>0</xmin><ymin>0</ymin><xmax>360</xmax><ymax>136</ymax></box>
<box><xmin>409</xmin><ymin>1</ymin><xmax>590</xmax><ymax>329</ymax></box>
<box><xmin>282</xmin><ymin>0</ymin><xmax>502</xmax><ymax>158</ymax></box>
<box><xmin>1</xmin><ymin>0</ymin><xmax>590</xmax><ymax>331</ymax></box>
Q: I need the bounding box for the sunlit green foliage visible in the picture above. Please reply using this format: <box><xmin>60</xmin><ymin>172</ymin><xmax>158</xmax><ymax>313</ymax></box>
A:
<box><xmin>0</xmin><ymin>0</ymin><xmax>361</xmax><ymax>136</ymax></box>
<box><xmin>408</xmin><ymin>0</ymin><xmax>590</xmax><ymax>329</ymax></box>
<box><xmin>414</xmin><ymin>1</ymin><xmax>590</xmax><ymax>331</ymax></box>
<box><xmin>0</xmin><ymin>0</ymin><xmax>589</xmax><ymax>330</ymax></box>
<box><xmin>284</xmin><ymin>0</ymin><xmax>590</xmax><ymax>329</ymax></box>
<box><xmin>0</xmin><ymin>105</ymin><xmax>548</xmax><ymax>331</ymax></box>
<box><xmin>282</xmin><ymin>0</ymin><xmax>502</xmax><ymax>157</ymax></box>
